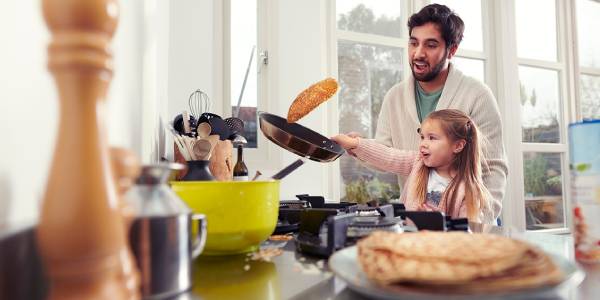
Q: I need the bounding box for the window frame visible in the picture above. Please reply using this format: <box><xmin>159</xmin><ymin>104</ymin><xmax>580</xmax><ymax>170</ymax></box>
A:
<box><xmin>221</xmin><ymin>0</ymin><xmax>280</xmax><ymax>169</ymax></box>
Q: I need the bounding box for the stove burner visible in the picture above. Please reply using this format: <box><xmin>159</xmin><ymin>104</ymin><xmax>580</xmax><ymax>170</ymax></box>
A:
<box><xmin>273</xmin><ymin>195</ymin><xmax>470</xmax><ymax>257</ymax></box>
<box><xmin>347</xmin><ymin>216</ymin><xmax>403</xmax><ymax>239</ymax></box>
<box><xmin>279</xmin><ymin>200</ymin><xmax>308</xmax><ymax>209</ymax></box>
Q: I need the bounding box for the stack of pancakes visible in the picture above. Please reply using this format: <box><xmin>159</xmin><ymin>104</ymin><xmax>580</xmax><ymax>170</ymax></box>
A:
<box><xmin>357</xmin><ymin>231</ymin><xmax>563</xmax><ymax>294</ymax></box>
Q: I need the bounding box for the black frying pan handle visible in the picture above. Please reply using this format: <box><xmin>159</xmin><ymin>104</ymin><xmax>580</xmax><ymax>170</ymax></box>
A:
<box><xmin>271</xmin><ymin>159</ymin><xmax>305</xmax><ymax>180</ymax></box>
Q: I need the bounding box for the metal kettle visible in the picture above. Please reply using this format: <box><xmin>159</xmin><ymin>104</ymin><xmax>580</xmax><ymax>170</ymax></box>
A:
<box><xmin>126</xmin><ymin>163</ymin><xmax>206</xmax><ymax>299</ymax></box>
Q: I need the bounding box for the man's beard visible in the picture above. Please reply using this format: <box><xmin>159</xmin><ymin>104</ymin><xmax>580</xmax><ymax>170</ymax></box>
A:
<box><xmin>410</xmin><ymin>54</ymin><xmax>448</xmax><ymax>82</ymax></box>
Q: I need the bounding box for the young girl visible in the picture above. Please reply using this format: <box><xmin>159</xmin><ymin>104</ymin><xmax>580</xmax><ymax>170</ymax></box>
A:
<box><xmin>332</xmin><ymin>109</ymin><xmax>499</xmax><ymax>224</ymax></box>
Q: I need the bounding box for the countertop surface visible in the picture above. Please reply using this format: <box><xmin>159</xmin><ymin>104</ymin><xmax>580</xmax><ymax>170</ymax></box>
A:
<box><xmin>2</xmin><ymin>222</ymin><xmax>600</xmax><ymax>300</ymax></box>
<box><xmin>175</xmin><ymin>223</ymin><xmax>599</xmax><ymax>300</ymax></box>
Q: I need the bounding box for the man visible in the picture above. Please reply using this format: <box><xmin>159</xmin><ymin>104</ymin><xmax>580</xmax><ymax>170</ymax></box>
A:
<box><xmin>355</xmin><ymin>4</ymin><xmax>507</xmax><ymax>217</ymax></box>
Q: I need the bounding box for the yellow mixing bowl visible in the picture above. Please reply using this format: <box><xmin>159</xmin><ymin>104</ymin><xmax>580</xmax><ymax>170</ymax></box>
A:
<box><xmin>171</xmin><ymin>180</ymin><xmax>279</xmax><ymax>255</ymax></box>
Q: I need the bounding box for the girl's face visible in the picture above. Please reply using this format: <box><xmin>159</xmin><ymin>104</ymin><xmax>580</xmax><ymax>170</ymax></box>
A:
<box><xmin>418</xmin><ymin>119</ymin><xmax>464</xmax><ymax>169</ymax></box>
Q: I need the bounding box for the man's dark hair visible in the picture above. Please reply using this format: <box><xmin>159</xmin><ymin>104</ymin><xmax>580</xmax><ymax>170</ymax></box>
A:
<box><xmin>407</xmin><ymin>4</ymin><xmax>464</xmax><ymax>49</ymax></box>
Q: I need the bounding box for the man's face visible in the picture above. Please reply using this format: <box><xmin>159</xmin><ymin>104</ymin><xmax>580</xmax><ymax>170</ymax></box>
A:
<box><xmin>408</xmin><ymin>22</ymin><xmax>455</xmax><ymax>82</ymax></box>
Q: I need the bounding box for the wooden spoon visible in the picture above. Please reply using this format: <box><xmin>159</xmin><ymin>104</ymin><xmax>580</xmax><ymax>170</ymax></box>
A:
<box><xmin>197</xmin><ymin>122</ymin><xmax>211</xmax><ymax>139</ymax></box>
<box><xmin>193</xmin><ymin>139</ymin><xmax>212</xmax><ymax>160</ymax></box>
<box><xmin>206</xmin><ymin>135</ymin><xmax>220</xmax><ymax>159</ymax></box>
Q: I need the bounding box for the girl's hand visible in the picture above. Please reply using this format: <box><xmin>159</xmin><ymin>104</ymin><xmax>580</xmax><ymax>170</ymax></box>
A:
<box><xmin>418</xmin><ymin>203</ymin><xmax>440</xmax><ymax>212</ymax></box>
<box><xmin>331</xmin><ymin>134</ymin><xmax>359</xmax><ymax>150</ymax></box>
<box><xmin>346</xmin><ymin>132</ymin><xmax>362</xmax><ymax>138</ymax></box>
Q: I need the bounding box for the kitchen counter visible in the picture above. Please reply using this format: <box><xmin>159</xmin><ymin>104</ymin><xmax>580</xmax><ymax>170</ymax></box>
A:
<box><xmin>176</xmin><ymin>227</ymin><xmax>599</xmax><ymax>300</ymax></box>
<box><xmin>1</xmin><ymin>222</ymin><xmax>599</xmax><ymax>300</ymax></box>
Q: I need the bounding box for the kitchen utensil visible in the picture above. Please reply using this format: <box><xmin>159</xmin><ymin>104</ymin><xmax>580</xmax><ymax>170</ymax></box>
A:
<box><xmin>188</xmin><ymin>89</ymin><xmax>211</xmax><ymax>119</ymax></box>
<box><xmin>224</xmin><ymin>117</ymin><xmax>245</xmax><ymax>138</ymax></box>
<box><xmin>181</xmin><ymin>136</ymin><xmax>197</xmax><ymax>160</ymax></box>
<box><xmin>208</xmin><ymin>139</ymin><xmax>233</xmax><ymax>181</ymax></box>
<box><xmin>182</xmin><ymin>111</ymin><xmax>192</xmax><ymax>135</ymax></box>
<box><xmin>206</xmin><ymin>135</ymin><xmax>220</xmax><ymax>159</ymax></box>
<box><xmin>173</xmin><ymin>114</ymin><xmax>198</xmax><ymax>136</ymax></box>
<box><xmin>167</xmin><ymin>125</ymin><xmax>192</xmax><ymax>161</ymax></box>
<box><xmin>171</xmin><ymin>180</ymin><xmax>279</xmax><ymax>255</ymax></box>
<box><xmin>127</xmin><ymin>163</ymin><xmax>207</xmax><ymax>299</ymax></box>
<box><xmin>198</xmin><ymin>112</ymin><xmax>222</xmax><ymax>124</ymax></box>
<box><xmin>181</xmin><ymin>160</ymin><xmax>215</xmax><ymax>181</ymax></box>
<box><xmin>258</xmin><ymin>112</ymin><xmax>344</xmax><ymax>162</ymax></box>
<box><xmin>271</xmin><ymin>159</ymin><xmax>305</xmax><ymax>180</ymax></box>
<box><xmin>193</xmin><ymin>139</ymin><xmax>212</xmax><ymax>161</ymax></box>
<box><xmin>208</xmin><ymin>117</ymin><xmax>231</xmax><ymax>140</ymax></box>
<box><xmin>37</xmin><ymin>5</ymin><xmax>134</xmax><ymax>299</ymax></box>
<box><xmin>197</xmin><ymin>122</ymin><xmax>211</xmax><ymax>139</ymax></box>
<box><xmin>251</xmin><ymin>170</ymin><xmax>262</xmax><ymax>181</ymax></box>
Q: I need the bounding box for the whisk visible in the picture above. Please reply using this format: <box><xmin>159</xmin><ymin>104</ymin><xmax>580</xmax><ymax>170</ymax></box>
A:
<box><xmin>188</xmin><ymin>89</ymin><xmax>211</xmax><ymax>119</ymax></box>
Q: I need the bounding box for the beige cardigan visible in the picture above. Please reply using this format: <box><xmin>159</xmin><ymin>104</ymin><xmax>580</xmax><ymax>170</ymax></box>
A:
<box><xmin>359</xmin><ymin>63</ymin><xmax>506</xmax><ymax>218</ymax></box>
<box><xmin>352</xmin><ymin>139</ymin><xmax>497</xmax><ymax>224</ymax></box>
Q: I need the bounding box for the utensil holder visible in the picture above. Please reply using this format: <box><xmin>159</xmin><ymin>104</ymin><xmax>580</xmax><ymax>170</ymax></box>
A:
<box><xmin>182</xmin><ymin>160</ymin><xmax>215</xmax><ymax>181</ymax></box>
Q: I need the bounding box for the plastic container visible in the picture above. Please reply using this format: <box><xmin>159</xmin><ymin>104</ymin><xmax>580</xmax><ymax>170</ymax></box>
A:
<box><xmin>569</xmin><ymin>119</ymin><xmax>600</xmax><ymax>263</ymax></box>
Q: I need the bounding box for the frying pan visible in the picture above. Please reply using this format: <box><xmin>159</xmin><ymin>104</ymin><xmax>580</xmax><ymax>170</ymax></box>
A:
<box><xmin>258</xmin><ymin>112</ymin><xmax>344</xmax><ymax>162</ymax></box>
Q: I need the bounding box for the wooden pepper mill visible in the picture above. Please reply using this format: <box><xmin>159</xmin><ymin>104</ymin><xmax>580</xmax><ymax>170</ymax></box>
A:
<box><xmin>36</xmin><ymin>0</ymin><xmax>139</xmax><ymax>299</ymax></box>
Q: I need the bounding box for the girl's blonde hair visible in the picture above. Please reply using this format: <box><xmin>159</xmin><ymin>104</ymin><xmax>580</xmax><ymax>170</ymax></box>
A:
<box><xmin>414</xmin><ymin>109</ymin><xmax>492</xmax><ymax>222</ymax></box>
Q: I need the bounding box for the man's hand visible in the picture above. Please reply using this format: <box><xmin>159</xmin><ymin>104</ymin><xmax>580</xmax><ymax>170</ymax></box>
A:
<box><xmin>331</xmin><ymin>134</ymin><xmax>359</xmax><ymax>150</ymax></box>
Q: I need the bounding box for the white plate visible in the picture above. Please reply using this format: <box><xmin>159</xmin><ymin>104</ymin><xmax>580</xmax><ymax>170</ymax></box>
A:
<box><xmin>329</xmin><ymin>246</ymin><xmax>584</xmax><ymax>300</ymax></box>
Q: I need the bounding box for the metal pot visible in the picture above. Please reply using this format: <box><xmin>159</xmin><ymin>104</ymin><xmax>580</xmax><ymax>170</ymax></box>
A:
<box><xmin>258</xmin><ymin>112</ymin><xmax>344</xmax><ymax>162</ymax></box>
<box><xmin>126</xmin><ymin>163</ymin><xmax>207</xmax><ymax>299</ymax></box>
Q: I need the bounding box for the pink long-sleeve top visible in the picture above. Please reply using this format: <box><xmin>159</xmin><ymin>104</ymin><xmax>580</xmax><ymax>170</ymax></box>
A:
<box><xmin>350</xmin><ymin>138</ymin><xmax>495</xmax><ymax>224</ymax></box>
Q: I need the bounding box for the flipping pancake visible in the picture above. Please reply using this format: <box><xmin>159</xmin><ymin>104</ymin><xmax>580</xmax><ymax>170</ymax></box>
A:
<box><xmin>287</xmin><ymin>78</ymin><xmax>338</xmax><ymax>123</ymax></box>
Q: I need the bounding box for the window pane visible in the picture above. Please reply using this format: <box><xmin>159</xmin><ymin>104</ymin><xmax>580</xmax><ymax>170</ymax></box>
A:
<box><xmin>515</xmin><ymin>0</ymin><xmax>557</xmax><ymax>62</ymax></box>
<box><xmin>577</xmin><ymin>0</ymin><xmax>600</xmax><ymax>68</ymax></box>
<box><xmin>523</xmin><ymin>153</ymin><xmax>565</xmax><ymax>230</ymax></box>
<box><xmin>452</xmin><ymin>57</ymin><xmax>484</xmax><ymax>82</ymax></box>
<box><xmin>338</xmin><ymin>41</ymin><xmax>403</xmax><ymax>202</ymax></box>
<box><xmin>431</xmin><ymin>0</ymin><xmax>483</xmax><ymax>51</ymax></box>
<box><xmin>231</xmin><ymin>0</ymin><xmax>258</xmax><ymax>148</ymax></box>
<box><xmin>336</xmin><ymin>0</ymin><xmax>404</xmax><ymax>38</ymax></box>
<box><xmin>519</xmin><ymin>66</ymin><xmax>561</xmax><ymax>143</ymax></box>
<box><xmin>580</xmin><ymin>74</ymin><xmax>600</xmax><ymax>120</ymax></box>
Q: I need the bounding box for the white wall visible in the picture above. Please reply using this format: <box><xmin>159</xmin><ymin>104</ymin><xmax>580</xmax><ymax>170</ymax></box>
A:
<box><xmin>0</xmin><ymin>1</ymin><xmax>145</xmax><ymax>225</ymax></box>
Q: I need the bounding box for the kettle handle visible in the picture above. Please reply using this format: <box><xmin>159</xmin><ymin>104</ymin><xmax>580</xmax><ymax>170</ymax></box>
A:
<box><xmin>191</xmin><ymin>214</ymin><xmax>207</xmax><ymax>258</ymax></box>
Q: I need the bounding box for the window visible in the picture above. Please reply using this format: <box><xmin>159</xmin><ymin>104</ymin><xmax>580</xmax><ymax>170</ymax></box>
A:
<box><xmin>452</xmin><ymin>56</ymin><xmax>485</xmax><ymax>82</ymax></box>
<box><xmin>433</xmin><ymin>0</ymin><xmax>483</xmax><ymax>52</ymax></box>
<box><xmin>515</xmin><ymin>0</ymin><xmax>568</xmax><ymax>230</ymax></box>
<box><xmin>434</xmin><ymin>0</ymin><xmax>486</xmax><ymax>82</ymax></box>
<box><xmin>331</xmin><ymin>0</ymin><xmax>590</xmax><ymax>232</ymax></box>
<box><xmin>336</xmin><ymin>1</ymin><xmax>406</xmax><ymax>203</ymax></box>
<box><xmin>577</xmin><ymin>0</ymin><xmax>600</xmax><ymax>120</ymax></box>
<box><xmin>229</xmin><ymin>0</ymin><xmax>259</xmax><ymax>148</ymax></box>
